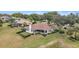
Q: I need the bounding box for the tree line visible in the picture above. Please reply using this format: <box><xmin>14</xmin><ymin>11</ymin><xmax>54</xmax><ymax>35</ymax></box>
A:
<box><xmin>1</xmin><ymin>11</ymin><xmax>79</xmax><ymax>41</ymax></box>
<box><xmin>0</xmin><ymin>11</ymin><xmax>79</xmax><ymax>26</ymax></box>
<box><xmin>11</xmin><ymin>12</ymin><xmax>79</xmax><ymax>26</ymax></box>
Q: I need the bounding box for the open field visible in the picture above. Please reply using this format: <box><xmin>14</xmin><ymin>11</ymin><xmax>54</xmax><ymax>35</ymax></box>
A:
<box><xmin>0</xmin><ymin>23</ymin><xmax>64</xmax><ymax>48</ymax></box>
<box><xmin>0</xmin><ymin>23</ymin><xmax>79</xmax><ymax>48</ymax></box>
<box><xmin>64</xmin><ymin>38</ymin><xmax>79</xmax><ymax>48</ymax></box>
<box><xmin>1</xmin><ymin>11</ymin><xmax>79</xmax><ymax>48</ymax></box>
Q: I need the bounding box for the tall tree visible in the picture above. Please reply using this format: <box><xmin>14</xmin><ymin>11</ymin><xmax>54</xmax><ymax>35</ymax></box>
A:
<box><xmin>44</xmin><ymin>11</ymin><xmax>60</xmax><ymax>24</ymax></box>
<box><xmin>11</xmin><ymin>13</ymin><xmax>28</xmax><ymax>19</ymax></box>
<box><xmin>28</xmin><ymin>14</ymin><xmax>42</xmax><ymax>23</ymax></box>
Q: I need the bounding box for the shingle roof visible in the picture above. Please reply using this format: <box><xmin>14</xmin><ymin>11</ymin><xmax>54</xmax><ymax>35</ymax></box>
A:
<box><xmin>31</xmin><ymin>23</ymin><xmax>51</xmax><ymax>30</ymax></box>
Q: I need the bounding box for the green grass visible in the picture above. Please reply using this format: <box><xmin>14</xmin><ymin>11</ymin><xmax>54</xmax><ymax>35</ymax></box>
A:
<box><xmin>64</xmin><ymin>38</ymin><xmax>79</xmax><ymax>48</ymax></box>
<box><xmin>46</xmin><ymin>42</ymin><xmax>62</xmax><ymax>48</ymax></box>
<box><xmin>18</xmin><ymin>32</ymin><xmax>31</xmax><ymax>38</ymax></box>
<box><xmin>23</xmin><ymin>33</ymin><xmax>63</xmax><ymax>48</ymax></box>
<box><xmin>2</xmin><ymin>23</ymin><xmax>79</xmax><ymax>48</ymax></box>
<box><xmin>0</xmin><ymin>23</ymin><xmax>63</xmax><ymax>48</ymax></box>
<box><xmin>59</xmin><ymin>34</ymin><xmax>79</xmax><ymax>48</ymax></box>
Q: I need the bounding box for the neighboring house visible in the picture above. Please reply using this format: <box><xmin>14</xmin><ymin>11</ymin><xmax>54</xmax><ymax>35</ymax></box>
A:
<box><xmin>0</xmin><ymin>15</ymin><xmax>12</xmax><ymax>22</ymax></box>
<box><xmin>11</xmin><ymin>18</ymin><xmax>32</xmax><ymax>27</ymax></box>
<box><xmin>24</xmin><ymin>22</ymin><xmax>56</xmax><ymax>34</ymax></box>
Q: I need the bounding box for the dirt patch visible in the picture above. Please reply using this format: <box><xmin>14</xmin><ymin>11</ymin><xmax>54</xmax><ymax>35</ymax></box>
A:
<box><xmin>39</xmin><ymin>39</ymin><xmax>74</xmax><ymax>48</ymax></box>
<box><xmin>39</xmin><ymin>40</ymin><xmax>58</xmax><ymax>48</ymax></box>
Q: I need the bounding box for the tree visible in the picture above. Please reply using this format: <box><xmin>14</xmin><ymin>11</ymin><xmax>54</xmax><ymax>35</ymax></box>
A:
<box><xmin>67</xmin><ymin>23</ymin><xmax>79</xmax><ymax>40</ymax></box>
<box><xmin>11</xmin><ymin>13</ymin><xmax>28</xmax><ymax>19</ymax></box>
<box><xmin>9</xmin><ymin>18</ymin><xmax>15</xmax><ymax>23</ymax></box>
<box><xmin>28</xmin><ymin>14</ymin><xmax>42</xmax><ymax>23</ymax></box>
<box><xmin>44</xmin><ymin>11</ymin><xmax>61</xmax><ymax>24</ymax></box>
<box><xmin>55</xmin><ymin>13</ymin><xmax>79</xmax><ymax>26</ymax></box>
<box><xmin>23</xmin><ymin>14</ymin><xmax>28</xmax><ymax>19</ymax></box>
<box><xmin>66</xmin><ymin>13</ymin><xmax>79</xmax><ymax>25</ymax></box>
<box><xmin>73</xmin><ymin>23</ymin><xmax>79</xmax><ymax>40</ymax></box>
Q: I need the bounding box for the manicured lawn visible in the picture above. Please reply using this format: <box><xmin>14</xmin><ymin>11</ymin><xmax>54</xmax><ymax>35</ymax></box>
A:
<box><xmin>0</xmin><ymin>23</ymin><xmax>63</xmax><ymax>48</ymax></box>
<box><xmin>46</xmin><ymin>42</ymin><xmax>62</xmax><ymax>48</ymax></box>
<box><xmin>2</xmin><ymin>23</ymin><xmax>79</xmax><ymax>48</ymax></box>
<box><xmin>0</xmin><ymin>23</ymin><xmax>23</xmax><ymax>48</ymax></box>
<box><xmin>22</xmin><ymin>33</ymin><xmax>63</xmax><ymax>48</ymax></box>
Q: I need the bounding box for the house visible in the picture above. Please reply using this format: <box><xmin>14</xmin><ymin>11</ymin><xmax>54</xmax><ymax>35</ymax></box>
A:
<box><xmin>0</xmin><ymin>15</ymin><xmax>12</xmax><ymax>22</ymax></box>
<box><xmin>24</xmin><ymin>22</ymin><xmax>56</xmax><ymax>34</ymax></box>
<box><xmin>11</xmin><ymin>18</ymin><xmax>32</xmax><ymax>27</ymax></box>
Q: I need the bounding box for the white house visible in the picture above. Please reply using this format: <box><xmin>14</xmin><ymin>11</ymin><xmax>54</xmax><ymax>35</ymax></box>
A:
<box><xmin>24</xmin><ymin>23</ymin><xmax>56</xmax><ymax>34</ymax></box>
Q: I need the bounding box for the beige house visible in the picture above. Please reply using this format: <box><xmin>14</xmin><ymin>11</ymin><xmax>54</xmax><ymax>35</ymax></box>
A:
<box><xmin>12</xmin><ymin>18</ymin><xmax>32</xmax><ymax>27</ymax></box>
<box><xmin>0</xmin><ymin>15</ymin><xmax>12</xmax><ymax>22</ymax></box>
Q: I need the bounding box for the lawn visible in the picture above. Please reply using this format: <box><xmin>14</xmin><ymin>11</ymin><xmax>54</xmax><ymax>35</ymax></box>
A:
<box><xmin>22</xmin><ymin>33</ymin><xmax>63</xmax><ymax>48</ymax></box>
<box><xmin>0</xmin><ymin>23</ymin><xmax>63</xmax><ymax>48</ymax></box>
<box><xmin>1</xmin><ymin>23</ymin><xmax>78</xmax><ymax>48</ymax></box>
<box><xmin>46</xmin><ymin>42</ymin><xmax>62</xmax><ymax>48</ymax></box>
<box><xmin>58</xmin><ymin>34</ymin><xmax>79</xmax><ymax>48</ymax></box>
<box><xmin>64</xmin><ymin>38</ymin><xmax>79</xmax><ymax>48</ymax></box>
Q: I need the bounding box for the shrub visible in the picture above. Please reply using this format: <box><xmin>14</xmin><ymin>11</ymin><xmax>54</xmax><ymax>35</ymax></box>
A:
<box><xmin>54</xmin><ymin>29</ymin><xmax>59</xmax><ymax>33</ymax></box>
<box><xmin>42</xmin><ymin>34</ymin><xmax>47</xmax><ymax>37</ymax></box>
<box><xmin>58</xmin><ymin>29</ymin><xmax>64</xmax><ymax>34</ymax></box>
<box><xmin>0</xmin><ymin>24</ymin><xmax>2</xmax><ymax>27</ymax></box>
<box><xmin>68</xmin><ymin>36</ymin><xmax>76</xmax><ymax>42</ymax></box>
<box><xmin>67</xmin><ymin>31</ymin><xmax>73</xmax><ymax>35</ymax></box>
<box><xmin>17</xmin><ymin>32</ymin><xmax>31</xmax><ymax>38</ymax></box>
<box><xmin>16</xmin><ymin>31</ymin><xmax>24</xmax><ymax>34</ymax></box>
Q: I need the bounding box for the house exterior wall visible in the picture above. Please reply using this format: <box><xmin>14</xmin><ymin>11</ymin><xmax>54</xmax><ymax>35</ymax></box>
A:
<box><xmin>47</xmin><ymin>30</ymin><xmax>51</xmax><ymax>33</ymax></box>
<box><xmin>25</xmin><ymin>23</ymin><xmax>55</xmax><ymax>34</ymax></box>
<box><xmin>12</xmin><ymin>18</ymin><xmax>32</xmax><ymax>27</ymax></box>
<box><xmin>0</xmin><ymin>16</ymin><xmax>11</xmax><ymax>22</ymax></box>
<box><xmin>25</xmin><ymin>24</ymin><xmax>33</xmax><ymax>33</ymax></box>
<box><xmin>28</xmin><ymin>24</ymin><xmax>32</xmax><ymax>33</ymax></box>
<box><xmin>25</xmin><ymin>28</ymin><xmax>52</xmax><ymax>34</ymax></box>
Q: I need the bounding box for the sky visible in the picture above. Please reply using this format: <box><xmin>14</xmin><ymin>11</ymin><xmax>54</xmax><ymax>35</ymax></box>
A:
<box><xmin>0</xmin><ymin>11</ymin><xmax>79</xmax><ymax>15</ymax></box>
<box><xmin>0</xmin><ymin>11</ymin><xmax>48</xmax><ymax>15</ymax></box>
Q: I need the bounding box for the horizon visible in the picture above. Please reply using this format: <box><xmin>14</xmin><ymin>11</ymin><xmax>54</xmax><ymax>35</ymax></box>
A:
<box><xmin>0</xmin><ymin>11</ymin><xmax>79</xmax><ymax>15</ymax></box>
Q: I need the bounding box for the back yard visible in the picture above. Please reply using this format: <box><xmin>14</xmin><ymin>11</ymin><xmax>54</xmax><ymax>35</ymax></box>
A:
<box><xmin>0</xmin><ymin>23</ymin><xmax>64</xmax><ymax>48</ymax></box>
<box><xmin>0</xmin><ymin>23</ymin><xmax>79</xmax><ymax>48</ymax></box>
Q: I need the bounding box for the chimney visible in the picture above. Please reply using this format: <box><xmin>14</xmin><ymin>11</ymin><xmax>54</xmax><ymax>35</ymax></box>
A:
<box><xmin>29</xmin><ymin>24</ymin><xmax>32</xmax><ymax>33</ymax></box>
